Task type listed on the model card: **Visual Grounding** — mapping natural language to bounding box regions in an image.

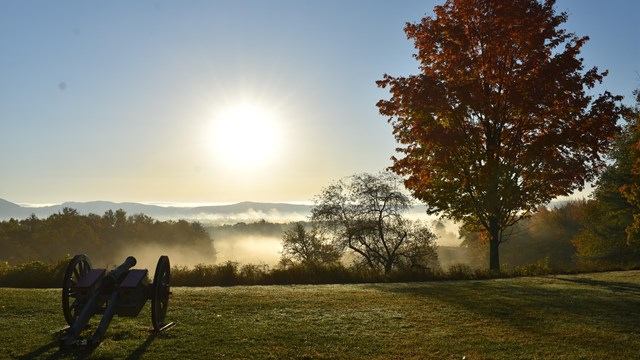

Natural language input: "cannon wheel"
[62,254,92,326]
[151,255,170,331]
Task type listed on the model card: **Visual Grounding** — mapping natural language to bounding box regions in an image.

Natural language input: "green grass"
[1,271,639,359]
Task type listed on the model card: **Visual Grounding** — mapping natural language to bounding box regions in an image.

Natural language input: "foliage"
[440,263,493,280]
[310,172,438,274]
[377,0,623,271]
[0,256,69,288]
[461,201,587,271]
[502,202,585,270]
[511,256,552,276]
[171,261,240,287]
[619,89,640,247]
[169,260,430,286]
[3,253,640,289]
[0,208,213,266]
[568,90,640,265]
[458,222,490,268]
[280,222,341,265]
[572,200,635,266]
[267,262,368,285]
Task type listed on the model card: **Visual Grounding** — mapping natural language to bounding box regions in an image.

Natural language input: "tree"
[499,202,584,269]
[572,88,640,264]
[572,200,632,265]
[619,89,640,248]
[376,0,623,271]
[280,222,341,265]
[311,172,438,274]
[0,209,214,265]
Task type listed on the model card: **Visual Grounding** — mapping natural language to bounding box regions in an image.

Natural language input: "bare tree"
[280,222,341,265]
[311,172,438,273]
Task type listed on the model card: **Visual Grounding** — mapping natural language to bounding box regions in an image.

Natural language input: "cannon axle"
[59,254,174,349]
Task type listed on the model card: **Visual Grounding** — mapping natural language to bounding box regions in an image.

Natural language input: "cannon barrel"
[102,256,137,292]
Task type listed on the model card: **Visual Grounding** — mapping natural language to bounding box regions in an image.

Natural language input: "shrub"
[238,264,270,285]
[213,261,239,286]
[2,256,640,288]
[511,256,552,276]
[0,261,58,287]
[387,267,442,283]
[446,263,476,280]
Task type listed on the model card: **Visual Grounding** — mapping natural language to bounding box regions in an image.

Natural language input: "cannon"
[59,254,173,348]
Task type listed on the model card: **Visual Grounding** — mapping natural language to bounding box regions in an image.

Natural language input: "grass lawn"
[1,271,639,359]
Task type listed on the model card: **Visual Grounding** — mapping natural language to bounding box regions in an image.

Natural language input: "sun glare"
[210,103,282,170]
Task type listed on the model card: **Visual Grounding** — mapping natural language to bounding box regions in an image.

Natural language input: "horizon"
[9,199,315,209]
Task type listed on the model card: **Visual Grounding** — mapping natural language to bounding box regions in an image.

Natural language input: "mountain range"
[0,198,312,224]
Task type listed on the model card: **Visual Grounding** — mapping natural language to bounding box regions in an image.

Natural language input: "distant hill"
[0,199,27,219]
[0,198,433,226]
[0,199,312,225]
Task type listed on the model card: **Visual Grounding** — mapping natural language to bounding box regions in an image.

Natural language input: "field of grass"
[1,271,639,359]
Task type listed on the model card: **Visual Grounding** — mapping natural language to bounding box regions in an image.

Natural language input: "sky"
[1,0,639,206]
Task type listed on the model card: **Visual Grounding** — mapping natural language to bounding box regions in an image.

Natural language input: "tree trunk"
[384,261,393,274]
[488,220,501,273]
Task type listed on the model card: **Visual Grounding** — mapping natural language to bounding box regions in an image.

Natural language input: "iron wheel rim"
[62,254,91,326]
[151,255,170,330]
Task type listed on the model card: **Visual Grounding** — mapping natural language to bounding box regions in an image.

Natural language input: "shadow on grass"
[15,330,162,360]
[124,331,158,360]
[16,339,96,360]
[551,276,640,295]
[15,340,58,360]
[367,275,640,336]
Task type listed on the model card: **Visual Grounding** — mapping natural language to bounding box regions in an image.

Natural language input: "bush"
[238,264,270,285]
[0,261,58,287]
[575,259,628,273]
[511,256,552,276]
[387,267,442,283]
[268,262,358,285]
[2,256,639,288]
[213,261,239,286]
[446,263,476,280]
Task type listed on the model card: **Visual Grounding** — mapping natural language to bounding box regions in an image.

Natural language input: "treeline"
[2,207,639,287]
[462,90,640,271]
[0,207,213,265]
[462,199,640,271]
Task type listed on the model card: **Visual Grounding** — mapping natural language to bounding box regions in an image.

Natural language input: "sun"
[210,103,282,170]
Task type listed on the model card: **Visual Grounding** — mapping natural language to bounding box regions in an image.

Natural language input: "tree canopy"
[0,208,213,266]
[570,89,640,265]
[377,0,623,271]
[280,222,342,265]
[619,89,640,247]
[310,172,438,274]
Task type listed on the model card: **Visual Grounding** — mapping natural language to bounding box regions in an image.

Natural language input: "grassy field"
[1,271,639,359]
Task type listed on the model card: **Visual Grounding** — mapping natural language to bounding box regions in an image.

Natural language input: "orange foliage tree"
[377,0,623,271]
